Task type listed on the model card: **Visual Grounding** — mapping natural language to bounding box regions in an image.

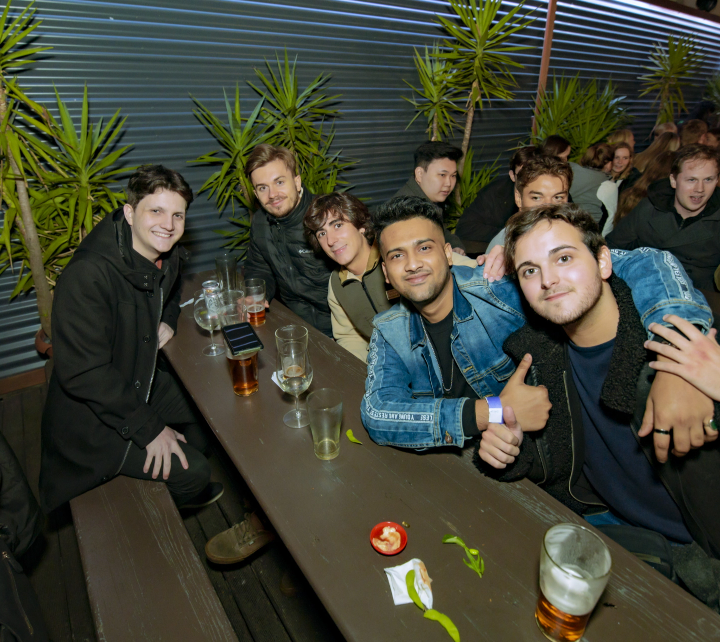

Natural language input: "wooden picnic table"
[163,271,720,642]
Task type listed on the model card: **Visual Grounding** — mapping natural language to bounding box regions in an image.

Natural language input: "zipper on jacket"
[361,280,378,314]
[3,550,33,635]
[535,436,549,485]
[563,371,605,509]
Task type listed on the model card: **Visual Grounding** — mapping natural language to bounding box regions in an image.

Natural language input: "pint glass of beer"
[245,279,266,326]
[228,352,259,396]
[536,523,612,642]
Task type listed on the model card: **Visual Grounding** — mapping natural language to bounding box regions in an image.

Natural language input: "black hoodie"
[607,178,720,290]
[39,209,186,512]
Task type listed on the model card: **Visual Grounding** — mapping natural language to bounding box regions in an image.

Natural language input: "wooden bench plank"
[71,476,237,642]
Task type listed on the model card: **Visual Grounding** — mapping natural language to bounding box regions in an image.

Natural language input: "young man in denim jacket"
[361,196,714,464]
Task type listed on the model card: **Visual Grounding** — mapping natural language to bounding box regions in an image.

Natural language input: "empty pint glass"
[245,279,266,326]
[215,253,238,291]
[307,388,343,460]
[536,524,612,642]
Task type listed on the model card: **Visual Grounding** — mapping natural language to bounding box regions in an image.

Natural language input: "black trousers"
[119,369,211,505]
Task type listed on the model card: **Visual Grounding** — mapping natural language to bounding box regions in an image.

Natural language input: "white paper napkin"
[384,558,433,609]
[271,372,281,388]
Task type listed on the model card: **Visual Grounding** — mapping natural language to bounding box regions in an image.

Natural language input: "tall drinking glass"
[307,389,343,460]
[215,253,238,291]
[275,325,313,428]
[216,289,246,325]
[245,279,266,326]
[194,293,224,356]
[536,523,612,642]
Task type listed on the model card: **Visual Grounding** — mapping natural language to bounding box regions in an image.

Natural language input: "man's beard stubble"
[401,263,452,308]
[534,272,603,328]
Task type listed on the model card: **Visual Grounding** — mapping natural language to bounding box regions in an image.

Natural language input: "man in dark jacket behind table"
[243,144,334,336]
[40,165,223,513]
[476,203,720,609]
[607,144,720,290]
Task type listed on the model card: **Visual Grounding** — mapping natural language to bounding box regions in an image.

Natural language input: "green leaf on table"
[424,609,461,642]
[405,569,425,611]
[442,535,465,547]
[346,429,363,445]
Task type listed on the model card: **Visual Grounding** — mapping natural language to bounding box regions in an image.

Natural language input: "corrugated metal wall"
[550,0,720,140]
[1,0,719,378]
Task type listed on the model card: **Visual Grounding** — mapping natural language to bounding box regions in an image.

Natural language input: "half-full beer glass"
[218,291,259,396]
[245,279,266,326]
[536,523,612,642]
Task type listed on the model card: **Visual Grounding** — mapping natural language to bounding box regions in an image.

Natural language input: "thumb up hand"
[499,354,551,432]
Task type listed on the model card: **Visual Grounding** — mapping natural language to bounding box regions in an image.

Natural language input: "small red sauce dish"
[370,521,408,555]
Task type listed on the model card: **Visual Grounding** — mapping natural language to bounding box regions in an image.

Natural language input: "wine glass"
[276,325,313,428]
[194,293,224,356]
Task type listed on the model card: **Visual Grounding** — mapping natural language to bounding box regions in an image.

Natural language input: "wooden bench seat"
[70,475,237,642]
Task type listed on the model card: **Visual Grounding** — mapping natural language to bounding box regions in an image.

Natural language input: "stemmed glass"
[276,325,313,428]
[194,292,224,356]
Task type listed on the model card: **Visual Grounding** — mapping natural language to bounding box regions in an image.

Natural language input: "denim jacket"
[361,248,712,450]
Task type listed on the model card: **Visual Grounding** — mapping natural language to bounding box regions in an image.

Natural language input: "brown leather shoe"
[205,513,274,564]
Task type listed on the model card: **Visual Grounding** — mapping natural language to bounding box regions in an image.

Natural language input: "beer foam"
[540,564,597,616]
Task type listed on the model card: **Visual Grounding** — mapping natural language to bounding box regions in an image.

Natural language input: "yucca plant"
[705,74,720,111]
[249,50,340,167]
[0,0,53,336]
[403,43,463,141]
[435,0,534,178]
[191,87,271,215]
[446,146,499,231]
[191,51,352,258]
[639,35,704,126]
[3,84,132,294]
[531,75,629,162]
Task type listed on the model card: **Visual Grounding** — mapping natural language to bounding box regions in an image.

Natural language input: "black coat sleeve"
[606,205,643,250]
[52,261,166,449]
[161,272,182,333]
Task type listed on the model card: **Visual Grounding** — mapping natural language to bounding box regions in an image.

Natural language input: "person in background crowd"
[391,141,465,253]
[541,135,572,161]
[485,155,572,251]
[304,193,499,362]
[652,122,678,139]
[475,204,719,611]
[361,195,716,463]
[569,143,614,223]
[599,142,636,235]
[40,165,224,514]
[608,144,720,290]
[613,151,676,229]
[707,128,720,149]
[633,132,680,172]
[680,119,709,146]
[455,146,539,244]
[243,144,334,336]
[608,128,635,151]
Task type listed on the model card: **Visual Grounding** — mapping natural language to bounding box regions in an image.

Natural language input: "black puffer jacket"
[608,178,720,290]
[39,209,185,512]
[474,277,720,559]
[244,189,333,336]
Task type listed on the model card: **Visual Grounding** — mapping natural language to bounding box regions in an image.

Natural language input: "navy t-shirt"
[567,339,692,543]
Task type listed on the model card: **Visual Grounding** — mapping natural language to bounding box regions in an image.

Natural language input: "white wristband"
[486,396,503,423]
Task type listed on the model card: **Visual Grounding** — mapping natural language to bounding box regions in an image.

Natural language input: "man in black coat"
[243,144,334,336]
[607,144,720,290]
[476,203,720,609]
[40,166,222,513]
[455,146,539,244]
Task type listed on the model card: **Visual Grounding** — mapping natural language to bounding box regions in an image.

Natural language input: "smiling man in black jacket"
[607,144,720,290]
[244,144,334,336]
[476,203,720,609]
[40,166,222,513]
